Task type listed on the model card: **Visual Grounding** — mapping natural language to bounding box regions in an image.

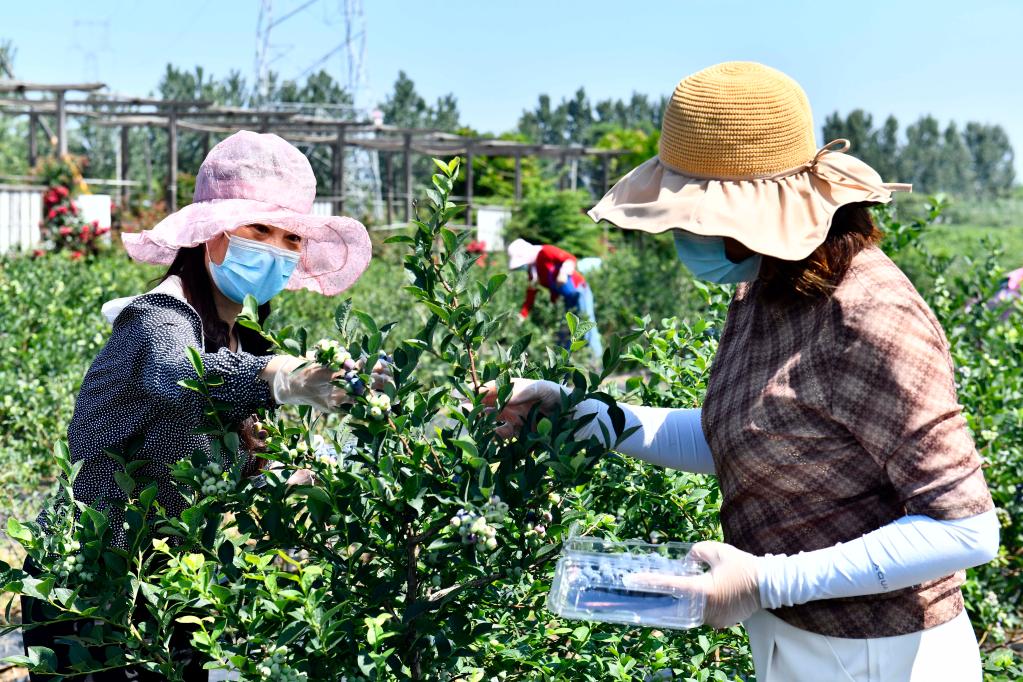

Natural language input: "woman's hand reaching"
[480,378,569,438]
[263,356,351,411]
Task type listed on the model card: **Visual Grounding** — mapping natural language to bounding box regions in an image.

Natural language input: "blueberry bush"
[0,162,1020,679]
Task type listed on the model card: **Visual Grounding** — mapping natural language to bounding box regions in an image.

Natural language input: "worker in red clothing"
[506,238,602,358]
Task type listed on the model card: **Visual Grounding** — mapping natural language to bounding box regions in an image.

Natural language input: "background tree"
[936,122,975,196]
[0,40,27,176]
[900,115,943,193]
[874,114,901,181]
[965,122,1016,197]
[379,71,459,132]
[822,109,881,168]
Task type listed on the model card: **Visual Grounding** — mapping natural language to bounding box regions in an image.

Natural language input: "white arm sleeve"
[757,509,1000,609]
[572,399,716,475]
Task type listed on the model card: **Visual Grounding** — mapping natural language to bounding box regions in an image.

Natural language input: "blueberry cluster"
[199,462,231,497]
[257,647,307,681]
[367,392,391,419]
[313,339,354,369]
[484,495,509,521]
[56,542,94,581]
[341,368,367,397]
[575,559,627,586]
[315,438,356,466]
[524,508,553,537]
[450,497,508,551]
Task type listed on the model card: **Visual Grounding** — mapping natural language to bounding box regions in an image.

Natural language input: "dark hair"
[159,245,273,468]
[160,245,272,354]
[757,202,883,304]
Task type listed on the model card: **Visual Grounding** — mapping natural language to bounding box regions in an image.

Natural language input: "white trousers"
[743,609,982,682]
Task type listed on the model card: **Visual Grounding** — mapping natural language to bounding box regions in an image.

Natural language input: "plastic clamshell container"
[546,535,706,630]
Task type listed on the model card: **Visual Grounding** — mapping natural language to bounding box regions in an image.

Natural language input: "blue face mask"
[673,232,762,284]
[209,234,300,305]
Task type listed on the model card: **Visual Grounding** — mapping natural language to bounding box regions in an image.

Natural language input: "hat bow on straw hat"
[589,61,911,260]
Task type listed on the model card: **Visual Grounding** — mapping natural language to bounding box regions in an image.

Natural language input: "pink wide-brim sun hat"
[122,130,371,296]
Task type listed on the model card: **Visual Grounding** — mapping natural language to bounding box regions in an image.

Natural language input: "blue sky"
[4,0,1022,174]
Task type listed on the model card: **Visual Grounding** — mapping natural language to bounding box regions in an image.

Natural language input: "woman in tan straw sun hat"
[488,62,998,681]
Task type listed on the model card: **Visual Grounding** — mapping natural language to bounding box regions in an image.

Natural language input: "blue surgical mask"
[673,232,762,284]
[209,234,300,305]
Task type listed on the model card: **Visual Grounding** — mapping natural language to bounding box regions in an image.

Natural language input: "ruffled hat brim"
[121,198,371,296]
[588,148,910,261]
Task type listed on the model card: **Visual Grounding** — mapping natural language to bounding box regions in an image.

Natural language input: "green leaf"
[114,471,135,497]
[6,518,32,544]
[186,346,205,378]
[223,431,239,455]
[451,439,479,458]
[217,540,235,568]
[177,378,203,392]
[242,294,260,322]
[139,483,158,509]
[352,310,379,337]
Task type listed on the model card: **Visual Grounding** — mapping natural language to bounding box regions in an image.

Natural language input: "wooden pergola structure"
[0,81,627,226]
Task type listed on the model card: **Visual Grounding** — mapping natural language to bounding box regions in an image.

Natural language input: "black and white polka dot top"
[48,289,274,546]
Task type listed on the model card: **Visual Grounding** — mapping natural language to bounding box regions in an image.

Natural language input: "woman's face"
[206,224,302,265]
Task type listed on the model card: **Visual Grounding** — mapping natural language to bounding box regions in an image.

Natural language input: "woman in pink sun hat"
[21,130,373,681]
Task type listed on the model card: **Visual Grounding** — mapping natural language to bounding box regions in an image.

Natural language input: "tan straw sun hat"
[588,61,911,260]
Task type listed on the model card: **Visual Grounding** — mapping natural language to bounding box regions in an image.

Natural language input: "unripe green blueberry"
[485,537,498,550]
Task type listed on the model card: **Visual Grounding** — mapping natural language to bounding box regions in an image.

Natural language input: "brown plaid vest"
[703,246,993,638]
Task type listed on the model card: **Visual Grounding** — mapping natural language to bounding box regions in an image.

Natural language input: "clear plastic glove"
[286,468,317,486]
[627,541,762,628]
[481,378,568,438]
[262,355,349,412]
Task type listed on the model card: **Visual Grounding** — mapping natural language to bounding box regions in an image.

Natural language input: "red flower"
[70,251,84,261]
[44,190,57,205]
[59,227,72,236]
[96,226,110,236]
[69,202,78,214]
[32,249,45,258]
[47,208,57,220]
[90,220,99,228]
[56,186,69,197]
[57,205,67,214]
